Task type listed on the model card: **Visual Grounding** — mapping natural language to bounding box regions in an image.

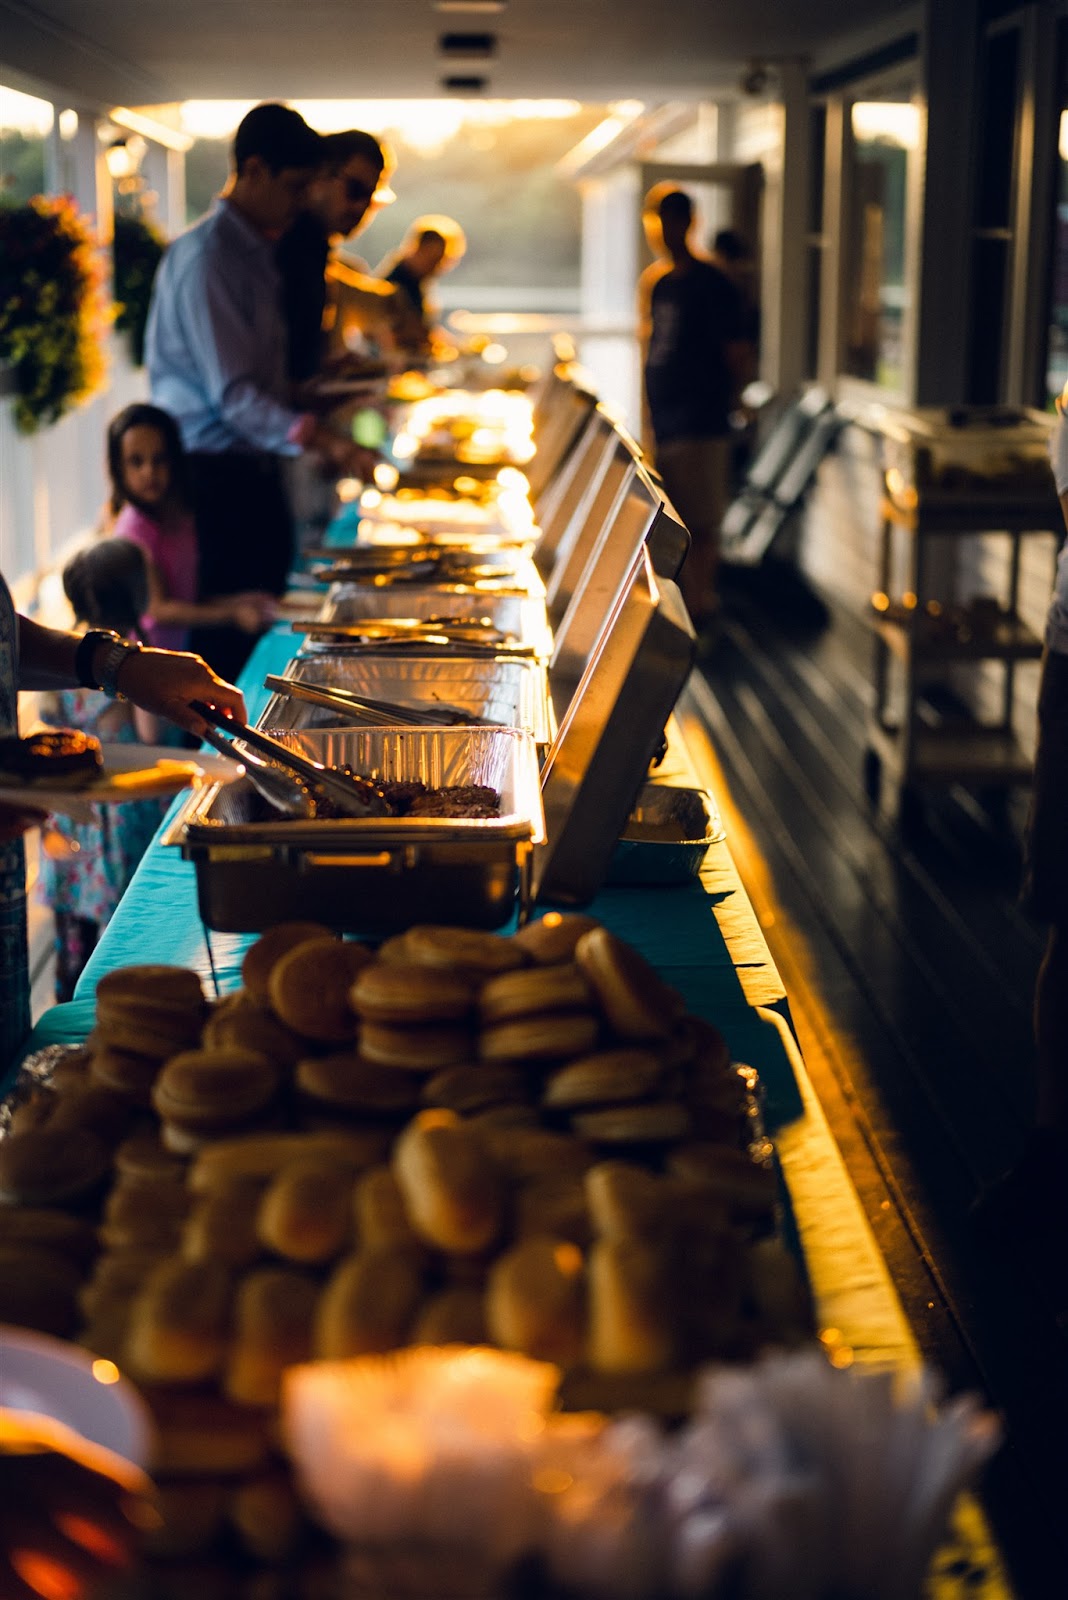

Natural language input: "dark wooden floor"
[696,561,1068,1599]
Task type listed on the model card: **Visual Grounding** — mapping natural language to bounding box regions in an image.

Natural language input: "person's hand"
[114,646,246,737]
[0,1409,157,1598]
[229,591,280,634]
[0,800,48,846]
[308,426,380,483]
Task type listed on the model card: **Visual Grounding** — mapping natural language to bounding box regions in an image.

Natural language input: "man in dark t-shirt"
[277,128,391,384]
[638,185,754,625]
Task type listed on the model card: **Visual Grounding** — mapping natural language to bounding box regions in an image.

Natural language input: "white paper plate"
[0,1325,153,1468]
[0,744,243,822]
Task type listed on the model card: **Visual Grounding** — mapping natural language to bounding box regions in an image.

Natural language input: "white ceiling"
[1,0,916,109]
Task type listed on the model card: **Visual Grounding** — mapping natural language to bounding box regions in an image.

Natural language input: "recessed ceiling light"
[439,31,497,57]
[434,1,505,13]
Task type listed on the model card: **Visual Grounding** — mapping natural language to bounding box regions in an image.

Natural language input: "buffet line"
[0,365,1000,1599]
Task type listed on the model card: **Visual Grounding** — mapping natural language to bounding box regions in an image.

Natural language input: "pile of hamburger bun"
[0,915,811,1574]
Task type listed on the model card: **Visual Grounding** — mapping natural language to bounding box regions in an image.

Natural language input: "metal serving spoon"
[191,703,392,818]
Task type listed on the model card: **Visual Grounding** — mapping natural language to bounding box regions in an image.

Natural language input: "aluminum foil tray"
[164,726,544,935]
[606,783,725,885]
[312,583,552,658]
[260,653,555,744]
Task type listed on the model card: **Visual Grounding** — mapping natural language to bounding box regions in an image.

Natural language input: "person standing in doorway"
[145,102,377,681]
[638,184,755,628]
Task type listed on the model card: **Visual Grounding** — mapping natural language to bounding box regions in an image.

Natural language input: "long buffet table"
[15,621,915,1373]
[9,382,1010,1593]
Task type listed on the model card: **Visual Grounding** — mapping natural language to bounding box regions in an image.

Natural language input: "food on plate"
[0,727,103,787]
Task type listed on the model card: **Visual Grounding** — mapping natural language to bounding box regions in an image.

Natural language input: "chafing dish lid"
[534,548,696,905]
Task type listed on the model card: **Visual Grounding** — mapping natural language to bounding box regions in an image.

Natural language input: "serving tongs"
[292,620,534,657]
[190,702,392,818]
[263,673,498,729]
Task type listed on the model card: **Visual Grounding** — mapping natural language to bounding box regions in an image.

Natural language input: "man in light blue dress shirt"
[146,102,376,679]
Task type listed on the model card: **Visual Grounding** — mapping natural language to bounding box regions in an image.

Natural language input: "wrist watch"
[98,635,144,699]
[74,629,144,698]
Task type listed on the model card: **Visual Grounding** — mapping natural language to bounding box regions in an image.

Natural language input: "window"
[0,85,52,204]
[1044,27,1068,407]
[842,92,919,390]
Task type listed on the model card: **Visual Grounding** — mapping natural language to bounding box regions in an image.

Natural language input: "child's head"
[107,403,187,516]
[63,538,150,639]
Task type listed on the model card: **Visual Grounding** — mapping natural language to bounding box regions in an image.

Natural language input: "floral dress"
[0,572,30,1071]
[37,687,166,999]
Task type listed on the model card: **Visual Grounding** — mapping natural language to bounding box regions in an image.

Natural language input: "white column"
[141,141,186,239]
[66,110,114,250]
[771,61,810,397]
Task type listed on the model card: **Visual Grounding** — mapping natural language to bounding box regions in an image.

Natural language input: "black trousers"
[186,451,295,684]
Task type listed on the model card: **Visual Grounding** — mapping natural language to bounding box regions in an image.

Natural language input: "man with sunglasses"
[278,128,397,385]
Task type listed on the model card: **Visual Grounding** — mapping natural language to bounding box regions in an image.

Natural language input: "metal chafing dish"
[164,726,544,934]
[534,548,697,906]
[259,652,555,745]
[546,452,689,624]
[307,583,553,659]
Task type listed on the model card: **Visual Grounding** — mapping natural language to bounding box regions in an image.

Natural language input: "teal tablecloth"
[17,622,802,1127]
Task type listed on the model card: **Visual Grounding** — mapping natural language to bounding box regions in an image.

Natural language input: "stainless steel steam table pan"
[164,726,544,935]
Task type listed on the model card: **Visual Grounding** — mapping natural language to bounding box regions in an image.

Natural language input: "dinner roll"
[268,938,371,1041]
[392,1110,503,1254]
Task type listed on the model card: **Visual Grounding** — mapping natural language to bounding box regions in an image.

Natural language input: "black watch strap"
[74,629,121,690]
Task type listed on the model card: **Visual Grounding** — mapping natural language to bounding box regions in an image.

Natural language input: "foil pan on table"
[164,726,543,936]
[309,583,552,660]
[260,653,555,745]
[606,783,725,885]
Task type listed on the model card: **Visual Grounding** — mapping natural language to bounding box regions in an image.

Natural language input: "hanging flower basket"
[0,194,111,434]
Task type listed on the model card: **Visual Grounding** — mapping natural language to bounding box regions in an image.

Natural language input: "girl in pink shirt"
[107,403,277,650]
